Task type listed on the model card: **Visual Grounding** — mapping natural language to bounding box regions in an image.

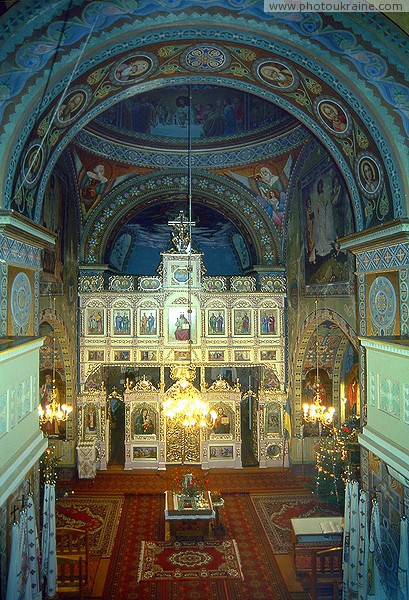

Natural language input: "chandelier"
[38,299,72,431]
[38,387,72,425]
[302,300,335,428]
[164,87,216,433]
[164,366,216,428]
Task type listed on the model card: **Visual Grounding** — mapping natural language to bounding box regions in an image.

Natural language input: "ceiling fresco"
[91,86,297,148]
[105,200,253,276]
[0,1,407,242]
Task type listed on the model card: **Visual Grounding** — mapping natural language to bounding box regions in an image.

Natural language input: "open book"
[320,520,344,534]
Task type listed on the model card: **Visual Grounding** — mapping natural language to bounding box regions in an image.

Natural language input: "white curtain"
[25,494,42,600]
[398,515,409,600]
[357,489,370,600]
[342,479,352,600]
[41,482,57,599]
[368,499,387,599]
[348,480,360,593]
[6,521,20,600]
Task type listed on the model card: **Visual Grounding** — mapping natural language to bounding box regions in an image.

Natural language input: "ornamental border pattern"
[0,235,42,269]
[399,268,409,336]
[0,263,7,337]
[356,243,409,273]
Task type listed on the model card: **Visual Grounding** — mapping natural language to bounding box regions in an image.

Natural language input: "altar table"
[164,491,215,540]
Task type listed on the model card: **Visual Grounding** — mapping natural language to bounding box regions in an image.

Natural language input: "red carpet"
[250,492,342,554]
[103,493,291,599]
[57,468,315,598]
[61,466,307,495]
[56,494,124,556]
[137,539,243,581]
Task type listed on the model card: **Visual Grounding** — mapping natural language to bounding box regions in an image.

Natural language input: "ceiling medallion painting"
[111,53,157,85]
[182,44,231,71]
[314,96,351,138]
[254,59,299,93]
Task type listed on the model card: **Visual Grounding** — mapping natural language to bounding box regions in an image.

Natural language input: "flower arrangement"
[171,472,207,498]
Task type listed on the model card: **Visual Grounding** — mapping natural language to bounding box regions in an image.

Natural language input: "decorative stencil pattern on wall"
[367,273,399,336]
[0,263,7,337]
[399,268,409,336]
[404,384,409,425]
[0,392,6,436]
[356,243,409,273]
[10,271,32,335]
[379,377,401,418]
[0,235,41,268]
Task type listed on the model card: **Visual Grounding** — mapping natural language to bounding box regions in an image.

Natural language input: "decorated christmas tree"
[315,417,360,506]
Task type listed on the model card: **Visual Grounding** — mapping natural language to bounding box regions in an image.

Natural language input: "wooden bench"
[309,546,343,599]
[55,527,89,583]
[57,555,85,599]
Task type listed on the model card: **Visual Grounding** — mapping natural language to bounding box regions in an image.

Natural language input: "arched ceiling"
[84,85,299,151]
[0,1,407,249]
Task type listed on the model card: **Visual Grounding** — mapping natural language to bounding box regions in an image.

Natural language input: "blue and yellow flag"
[284,396,292,440]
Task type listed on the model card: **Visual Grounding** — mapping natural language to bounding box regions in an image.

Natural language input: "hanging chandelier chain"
[38,296,72,430]
[163,85,217,439]
[302,298,335,429]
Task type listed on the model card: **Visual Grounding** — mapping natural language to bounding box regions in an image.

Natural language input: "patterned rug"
[137,540,243,582]
[56,494,124,557]
[61,466,308,496]
[105,493,292,599]
[250,492,342,554]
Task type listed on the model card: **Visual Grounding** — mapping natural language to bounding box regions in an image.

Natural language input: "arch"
[80,170,282,266]
[40,306,77,440]
[0,6,405,230]
[290,307,358,430]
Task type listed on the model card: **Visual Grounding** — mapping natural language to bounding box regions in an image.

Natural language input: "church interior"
[0,1,408,598]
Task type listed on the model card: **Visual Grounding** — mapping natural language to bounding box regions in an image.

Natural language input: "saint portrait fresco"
[112,309,131,335]
[211,407,231,434]
[113,55,153,83]
[233,309,251,335]
[168,308,197,343]
[57,89,87,124]
[23,144,44,186]
[260,310,277,335]
[356,155,382,196]
[207,310,226,335]
[257,60,297,90]
[134,407,155,436]
[86,309,105,335]
[114,350,130,362]
[302,162,353,286]
[139,309,158,336]
[84,405,98,434]
[140,351,157,361]
[316,98,349,134]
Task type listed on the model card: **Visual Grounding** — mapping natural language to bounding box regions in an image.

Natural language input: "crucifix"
[11,505,18,523]
[168,210,195,253]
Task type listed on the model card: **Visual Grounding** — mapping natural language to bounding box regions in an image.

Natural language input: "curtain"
[357,489,370,600]
[25,494,42,600]
[6,521,20,600]
[41,482,57,599]
[398,515,409,600]
[368,499,387,599]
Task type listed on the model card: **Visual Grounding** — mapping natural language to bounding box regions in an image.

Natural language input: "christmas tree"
[315,417,360,506]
